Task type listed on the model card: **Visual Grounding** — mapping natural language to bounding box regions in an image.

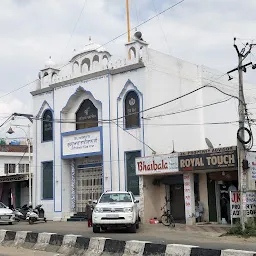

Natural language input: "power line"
[112,120,156,153]
[31,74,238,124]
[0,115,14,129]
[0,79,38,101]
[0,0,185,101]
[57,0,185,70]
[144,97,233,119]
[132,0,140,24]
[117,74,242,121]
[60,0,88,62]
[141,121,238,126]
[31,116,238,127]
[151,0,171,54]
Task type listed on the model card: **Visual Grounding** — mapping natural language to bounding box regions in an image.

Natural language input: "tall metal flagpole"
[126,0,131,42]
[126,0,131,60]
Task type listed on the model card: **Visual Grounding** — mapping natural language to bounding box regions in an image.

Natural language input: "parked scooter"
[13,204,31,221]
[26,204,47,224]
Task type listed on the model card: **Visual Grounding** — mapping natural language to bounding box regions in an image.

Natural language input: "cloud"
[0,0,255,131]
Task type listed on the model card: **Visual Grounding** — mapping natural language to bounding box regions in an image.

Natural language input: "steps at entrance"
[67,212,88,222]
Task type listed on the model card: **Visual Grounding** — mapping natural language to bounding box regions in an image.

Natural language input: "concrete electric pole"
[227,38,256,230]
[12,113,33,207]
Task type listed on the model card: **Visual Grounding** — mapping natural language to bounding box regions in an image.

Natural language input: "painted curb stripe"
[49,234,64,246]
[25,232,38,244]
[75,236,90,250]
[190,247,221,256]
[104,239,126,254]
[143,243,166,256]
[0,229,256,256]
[4,231,16,241]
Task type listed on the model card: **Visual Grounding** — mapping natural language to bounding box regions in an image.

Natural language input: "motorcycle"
[13,204,31,221]
[26,204,47,224]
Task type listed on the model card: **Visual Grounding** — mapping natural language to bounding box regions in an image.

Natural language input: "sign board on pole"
[246,152,256,180]
[230,191,256,219]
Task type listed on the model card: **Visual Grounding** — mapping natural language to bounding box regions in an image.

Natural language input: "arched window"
[81,58,90,73]
[124,91,140,129]
[129,47,136,59]
[76,99,98,130]
[42,110,53,141]
[73,61,79,74]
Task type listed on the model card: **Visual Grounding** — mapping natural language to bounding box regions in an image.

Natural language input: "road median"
[0,229,255,255]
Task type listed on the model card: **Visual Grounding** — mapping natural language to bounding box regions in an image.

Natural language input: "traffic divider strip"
[0,229,254,256]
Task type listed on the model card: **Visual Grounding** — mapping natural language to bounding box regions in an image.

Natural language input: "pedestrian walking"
[86,199,93,228]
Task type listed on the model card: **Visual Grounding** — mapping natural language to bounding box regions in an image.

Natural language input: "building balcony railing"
[4,163,29,176]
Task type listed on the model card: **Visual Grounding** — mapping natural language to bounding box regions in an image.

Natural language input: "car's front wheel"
[129,223,136,233]
[8,222,13,225]
[93,225,100,233]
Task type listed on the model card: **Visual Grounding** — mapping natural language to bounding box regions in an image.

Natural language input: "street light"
[7,124,32,207]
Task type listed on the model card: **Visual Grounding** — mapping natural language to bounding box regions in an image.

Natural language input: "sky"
[0,0,256,137]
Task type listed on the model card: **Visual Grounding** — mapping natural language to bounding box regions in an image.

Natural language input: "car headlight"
[94,207,103,213]
[124,207,133,213]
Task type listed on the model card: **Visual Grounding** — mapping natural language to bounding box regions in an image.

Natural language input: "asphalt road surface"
[1,221,256,252]
[0,246,62,256]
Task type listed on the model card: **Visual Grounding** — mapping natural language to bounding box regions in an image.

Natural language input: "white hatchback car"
[92,191,139,233]
[0,202,15,225]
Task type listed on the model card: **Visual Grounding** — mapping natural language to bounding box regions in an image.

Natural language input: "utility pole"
[227,38,256,231]
[27,124,32,206]
[12,113,33,207]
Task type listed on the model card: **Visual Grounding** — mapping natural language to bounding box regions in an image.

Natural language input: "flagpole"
[126,0,131,60]
[126,0,131,42]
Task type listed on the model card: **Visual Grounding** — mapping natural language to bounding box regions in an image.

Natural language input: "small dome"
[82,42,106,52]
[45,56,55,68]
[73,38,106,57]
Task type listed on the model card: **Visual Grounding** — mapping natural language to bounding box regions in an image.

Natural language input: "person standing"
[86,199,93,228]
[195,198,204,222]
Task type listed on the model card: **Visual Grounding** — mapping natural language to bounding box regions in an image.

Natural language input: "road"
[0,246,62,256]
[1,221,256,252]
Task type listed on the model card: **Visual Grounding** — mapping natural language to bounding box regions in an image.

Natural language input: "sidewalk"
[173,223,230,234]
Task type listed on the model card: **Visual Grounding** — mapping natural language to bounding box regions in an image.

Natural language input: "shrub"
[227,220,256,238]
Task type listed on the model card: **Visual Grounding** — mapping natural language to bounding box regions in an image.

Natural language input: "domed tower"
[70,37,111,75]
[125,31,148,62]
[39,56,60,89]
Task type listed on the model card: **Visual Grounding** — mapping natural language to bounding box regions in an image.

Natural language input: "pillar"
[139,176,145,223]
[199,173,209,222]
[183,173,196,225]
[71,159,76,212]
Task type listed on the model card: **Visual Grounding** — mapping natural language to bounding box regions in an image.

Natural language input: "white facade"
[31,34,243,221]
[0,144,32,208]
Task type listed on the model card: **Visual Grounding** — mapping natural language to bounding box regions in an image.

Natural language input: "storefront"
[179,146,238,225]
[136,153,181,223]
[0,174,29,209]
[137,146,238,225]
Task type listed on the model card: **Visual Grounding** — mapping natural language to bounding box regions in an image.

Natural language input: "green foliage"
[0,139,6,145]
[227,219,256,237]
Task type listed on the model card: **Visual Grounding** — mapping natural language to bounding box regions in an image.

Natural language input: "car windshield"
[0,202,7,208]
[99,193,132,203]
